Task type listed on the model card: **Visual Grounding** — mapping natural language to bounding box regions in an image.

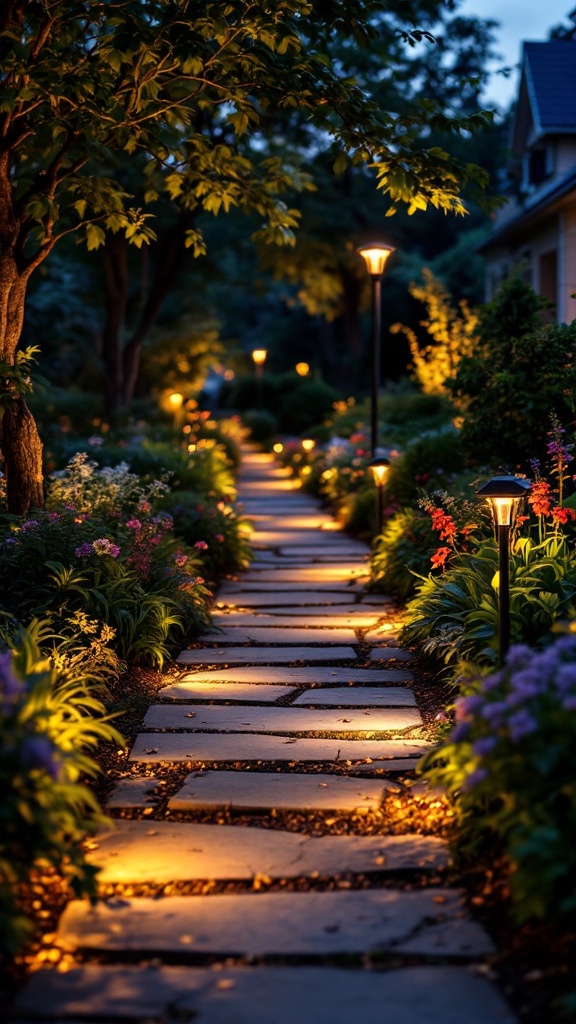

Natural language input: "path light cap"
[356,242,395,276]
[369,455,391,487]
[477,475,531,527]
[251,348,267,365]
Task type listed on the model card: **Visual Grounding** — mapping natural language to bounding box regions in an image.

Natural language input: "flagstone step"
[250,532,370,548]
[55,888,493,959]
[200,627,363,644]
[12,963,518,1024]
[218,581,364,594]
[157,681,297,702]
[177,647,358,665]
[129,732,429,764]
[211,612,383,627]
[106,777,161,810]
[84,821,448,884]
[241,567,369,582]
[142,703,421,733]
[169,769,400,811]
[292,687,416,707]
[178,667,413,684]
[216,588,367,604]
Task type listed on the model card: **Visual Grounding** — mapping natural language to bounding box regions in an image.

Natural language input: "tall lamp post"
[252,348,267,406]
[369,456,390,535]
[476,475,531,665]
[356,242,395,457]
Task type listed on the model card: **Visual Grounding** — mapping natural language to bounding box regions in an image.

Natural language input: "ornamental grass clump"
[421,635,576,924]
[0,621,124,956]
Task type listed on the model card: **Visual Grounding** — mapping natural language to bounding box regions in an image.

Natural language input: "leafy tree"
[448,273,576,469]
[1,0,493,512]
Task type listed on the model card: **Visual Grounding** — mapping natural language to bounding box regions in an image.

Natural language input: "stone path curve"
[12,446,517,1024]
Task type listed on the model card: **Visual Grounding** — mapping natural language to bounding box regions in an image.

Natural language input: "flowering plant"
[0,621,123,954]
[421,634,576,923]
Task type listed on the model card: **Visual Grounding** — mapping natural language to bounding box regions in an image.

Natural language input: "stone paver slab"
[179,667,413,684]
[279,545,369,557]
[157,681,295,702]
[106,778,162,810]
[169,770,399,812]
[249,531,369,547]
[240,568,369,583]
[200,627,361,644]
[215,592,357,607]
[293,687,416,707]
[211,612,383,627]
[130,732,429,764]
[13,964,517,1024]
[369,648,413,662]
[57,888,492,958]
[177,647,358,665]
[142,704,421,732]
[218,582,364,593]
[84,821,447,883]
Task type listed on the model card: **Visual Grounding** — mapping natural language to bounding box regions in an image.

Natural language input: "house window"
[528,147,549,186]
[538,249,557,320]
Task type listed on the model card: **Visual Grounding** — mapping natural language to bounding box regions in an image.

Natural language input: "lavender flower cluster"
[450,635,576,790]
[0,652,60,779]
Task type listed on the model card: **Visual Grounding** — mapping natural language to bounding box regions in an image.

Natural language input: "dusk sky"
[457,0,574,108]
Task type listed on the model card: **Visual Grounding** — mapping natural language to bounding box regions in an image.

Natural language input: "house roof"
[478,166,576,253]
[522,40,576,138]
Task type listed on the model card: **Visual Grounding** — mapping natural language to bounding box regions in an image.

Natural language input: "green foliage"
[0,501,212,668]
[229,372,340,435]
[422,636,576,924]
[160,491,253,580]
[0,620,124,955]
[369,507,437,601]
[384,427,466,504]
[402,531,576,668]
[448,273,576,469]
[242,409,280,442]
[85,441,236,500]
[2,0,494,272]
[391,269,478,396]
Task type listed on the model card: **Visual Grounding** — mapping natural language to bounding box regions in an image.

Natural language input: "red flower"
[428,506,457,541]
[528,480,553,517]
[431,546,451,568]
[551,506,576,526]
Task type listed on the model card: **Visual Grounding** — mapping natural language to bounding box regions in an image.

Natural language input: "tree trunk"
[102,232,129,419]
[122,211,195,405]
[0,154,44,513]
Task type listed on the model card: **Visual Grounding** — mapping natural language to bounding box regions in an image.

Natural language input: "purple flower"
[503,645,532,672]
[507,709,538,742]
[473,736,498,757]
[75,542,94,557]
[561,696,576,712]
[450,721,471,743]
[0,652,23,702]
[461,768,489,792]
[21,519,40,532]
[553,664,576,695]
[20,735,60,779]
[456,694,485,718]
[92,538,120,558]
[481,701,508,726]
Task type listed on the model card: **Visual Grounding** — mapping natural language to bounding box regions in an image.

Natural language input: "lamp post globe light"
[356,242,395,457]
[369,455,391,535]
[476,475,531,665]
[251,348,267,406]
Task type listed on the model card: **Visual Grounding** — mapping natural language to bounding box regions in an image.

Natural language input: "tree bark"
[101,231,129,418]
[122,211,195,405]
[0,153,44,513]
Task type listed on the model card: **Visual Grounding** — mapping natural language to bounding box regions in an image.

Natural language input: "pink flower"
[126,519,142,530]
[175,554,188,567]
[194,540,209,550]
[92,538,121,558]
[215,533,225,543]
[138,500,152,514]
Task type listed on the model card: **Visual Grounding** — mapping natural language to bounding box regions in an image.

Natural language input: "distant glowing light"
[251,348,267,366]
[301,438,315,453]
[273,443,284,453]
[187,443,197,453]
[168,392,184,408]
[295,362,309,376]
[224,369,235,381]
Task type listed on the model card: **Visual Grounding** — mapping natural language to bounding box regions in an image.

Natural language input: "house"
[480,16,576,323]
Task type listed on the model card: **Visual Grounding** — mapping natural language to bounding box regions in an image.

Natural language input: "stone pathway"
[12,446,516,1023]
